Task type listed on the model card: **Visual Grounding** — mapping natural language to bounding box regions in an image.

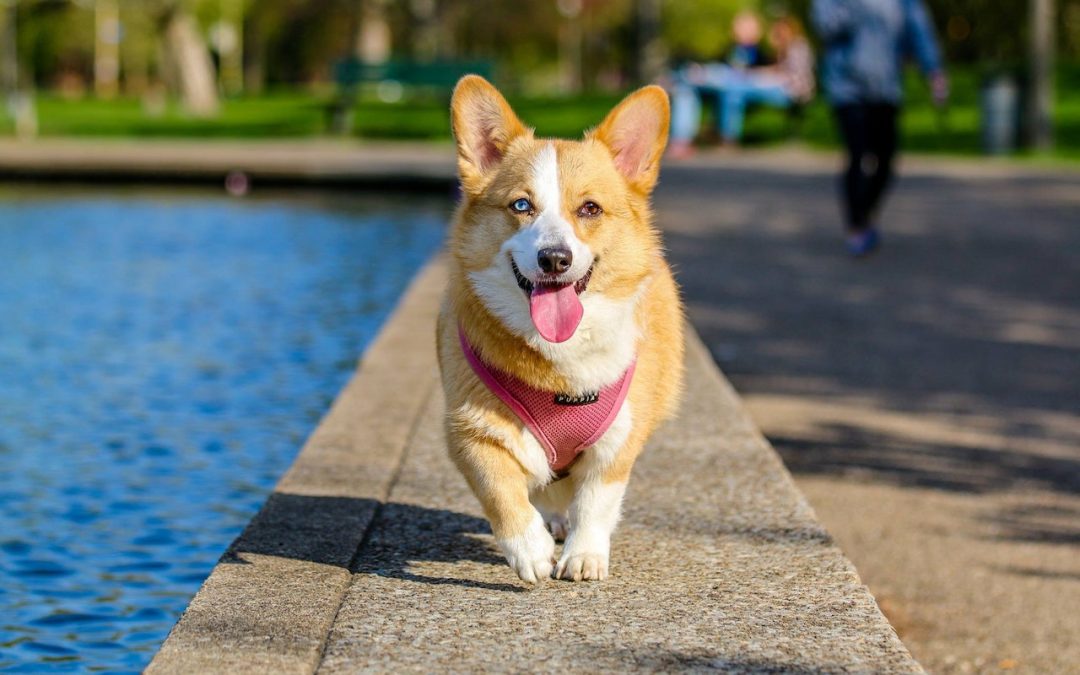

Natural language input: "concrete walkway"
[147,257,919,673]
[657,151,1080,674]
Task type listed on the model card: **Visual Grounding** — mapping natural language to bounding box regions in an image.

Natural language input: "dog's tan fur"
[436,75,684,583]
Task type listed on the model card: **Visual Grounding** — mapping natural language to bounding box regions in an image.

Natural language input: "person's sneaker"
[846,228,880,257]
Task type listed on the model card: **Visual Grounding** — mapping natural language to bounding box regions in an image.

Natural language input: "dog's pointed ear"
[451,75,529,193]
[591,85,670,193]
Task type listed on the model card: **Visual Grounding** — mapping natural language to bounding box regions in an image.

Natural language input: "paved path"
[658,150,1080,674]
[148,257,919,673]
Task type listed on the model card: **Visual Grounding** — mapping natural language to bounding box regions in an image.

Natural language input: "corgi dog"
[436,76,684,583]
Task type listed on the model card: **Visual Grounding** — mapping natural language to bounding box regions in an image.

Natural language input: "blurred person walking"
[812,0,948,256]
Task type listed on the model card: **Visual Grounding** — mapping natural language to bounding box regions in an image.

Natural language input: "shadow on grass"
[221,492,521,592]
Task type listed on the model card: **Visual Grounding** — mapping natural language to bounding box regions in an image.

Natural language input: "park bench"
[694,93,806,145]
[326,58,494,135]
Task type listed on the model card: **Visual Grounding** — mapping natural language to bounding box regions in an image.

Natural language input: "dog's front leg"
[555,406,640,582]
[555,472,627,581]
[449,437,555,584]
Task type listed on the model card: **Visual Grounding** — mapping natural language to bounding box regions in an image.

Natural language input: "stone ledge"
[147,255,922,674]
[0,139,457,188]
[1,140,1073,190]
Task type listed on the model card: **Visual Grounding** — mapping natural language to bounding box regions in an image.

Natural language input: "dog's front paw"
[555,529,610,581]
[497,513,555,584]
[555,550,609,581]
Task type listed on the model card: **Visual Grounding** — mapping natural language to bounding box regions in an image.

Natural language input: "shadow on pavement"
[659,167,1078,467]
[981,503,1080,545]
[352,500,524,593]
[220,492,519,592]
[659,164,1080,554]
[769,424,1080,495]
[990,565,1080,581]
[603,646,836,674]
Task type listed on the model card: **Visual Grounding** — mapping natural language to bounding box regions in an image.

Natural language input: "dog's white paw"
[546,514,569,542]
[555,528,611,581]
[555,550,609,581]
[497,513,555,584]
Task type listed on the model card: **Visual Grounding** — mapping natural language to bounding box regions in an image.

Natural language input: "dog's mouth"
[511,256,594,344]
[511,258,593,296]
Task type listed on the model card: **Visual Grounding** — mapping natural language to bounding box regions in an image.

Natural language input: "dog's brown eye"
[578,201,602,218]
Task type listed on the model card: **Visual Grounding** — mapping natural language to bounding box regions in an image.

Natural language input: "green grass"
[0,89,625,141]
[25,89,716,140]
[3,65,1079,161]
[2,92,328,138]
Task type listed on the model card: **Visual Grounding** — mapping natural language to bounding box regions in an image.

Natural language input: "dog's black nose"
[537,247,573,274]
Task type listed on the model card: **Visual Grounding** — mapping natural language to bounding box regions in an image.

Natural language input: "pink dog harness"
[459,328,635,474]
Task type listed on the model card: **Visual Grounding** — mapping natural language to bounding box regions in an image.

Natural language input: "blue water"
[0,188,447,673]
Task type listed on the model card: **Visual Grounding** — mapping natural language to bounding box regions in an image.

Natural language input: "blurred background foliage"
[1,0,1078,156]
[9,0,1080,93]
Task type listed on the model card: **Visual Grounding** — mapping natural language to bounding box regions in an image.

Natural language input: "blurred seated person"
[726,10,771,69]
[668,14,815,157]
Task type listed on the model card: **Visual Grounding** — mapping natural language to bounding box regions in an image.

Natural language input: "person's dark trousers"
[834,102,899,231]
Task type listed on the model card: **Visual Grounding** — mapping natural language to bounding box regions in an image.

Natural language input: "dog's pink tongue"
[529,284,583,343]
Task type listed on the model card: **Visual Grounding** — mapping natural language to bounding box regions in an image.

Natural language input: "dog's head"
[450,75,669,346]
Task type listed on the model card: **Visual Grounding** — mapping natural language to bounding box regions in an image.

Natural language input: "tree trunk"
[1,2,17,98]
[557,1,583,94]
[95,0,121,99]
[243,17,265,95]
[409,0,440,60]
[356,0,391,64]
[219,0,244,96]
[1027,0,1055,150]
[160,5,219,117]
[634,0,664,85]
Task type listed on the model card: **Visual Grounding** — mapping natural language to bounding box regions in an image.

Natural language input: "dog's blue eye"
[510,198,532,214]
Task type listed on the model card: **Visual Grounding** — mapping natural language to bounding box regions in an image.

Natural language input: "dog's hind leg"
[531,478,575,542]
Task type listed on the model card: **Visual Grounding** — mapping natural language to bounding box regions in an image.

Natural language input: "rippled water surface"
[0,188,447,672]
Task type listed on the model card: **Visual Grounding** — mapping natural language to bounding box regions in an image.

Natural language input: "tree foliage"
[900,0,1080,67]
[9,0,1080,96]
[662,0,761,61]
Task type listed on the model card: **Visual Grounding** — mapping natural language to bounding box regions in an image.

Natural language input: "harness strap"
[458,327,634,473]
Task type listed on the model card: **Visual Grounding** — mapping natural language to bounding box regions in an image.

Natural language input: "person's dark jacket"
[812,0,942,105]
